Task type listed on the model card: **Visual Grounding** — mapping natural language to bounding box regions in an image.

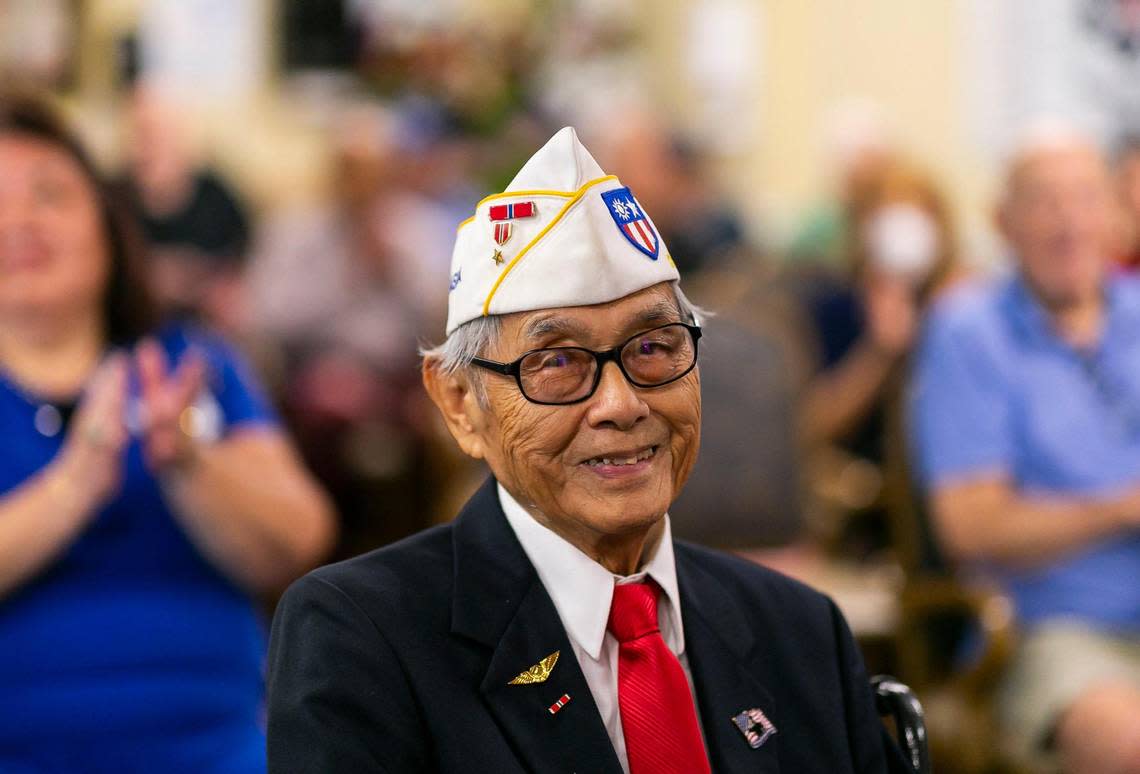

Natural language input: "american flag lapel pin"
[731,707,777,749]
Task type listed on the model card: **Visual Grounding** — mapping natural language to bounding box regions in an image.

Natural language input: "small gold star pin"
[492,249,505,266]
[508,650,560,685]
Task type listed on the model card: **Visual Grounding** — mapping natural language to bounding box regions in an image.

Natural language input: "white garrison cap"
[445,126,679,334]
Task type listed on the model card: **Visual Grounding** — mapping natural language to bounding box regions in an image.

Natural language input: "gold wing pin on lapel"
[507,650,560,685]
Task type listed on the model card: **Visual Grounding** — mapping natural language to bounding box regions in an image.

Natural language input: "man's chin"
[1043,284,1098,310]
[566,485,671,534]
[1026,269,1100,309]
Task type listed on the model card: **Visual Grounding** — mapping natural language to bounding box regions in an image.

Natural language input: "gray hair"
[420,283,706,405]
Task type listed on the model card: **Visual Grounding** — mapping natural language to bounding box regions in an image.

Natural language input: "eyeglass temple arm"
[469,357,516,376]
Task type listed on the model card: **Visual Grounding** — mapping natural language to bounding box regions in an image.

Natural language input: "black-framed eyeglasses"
[470,322,702,406]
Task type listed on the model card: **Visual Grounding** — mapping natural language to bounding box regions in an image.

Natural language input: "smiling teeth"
[586,447,656,466]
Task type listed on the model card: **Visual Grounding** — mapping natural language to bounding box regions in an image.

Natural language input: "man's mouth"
[582,445,658,467]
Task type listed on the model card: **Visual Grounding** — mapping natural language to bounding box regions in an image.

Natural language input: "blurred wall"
[644,0,997,259]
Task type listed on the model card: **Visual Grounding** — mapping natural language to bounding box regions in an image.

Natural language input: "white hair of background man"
[1000,116,1107,199]
[1006,116,1103,163]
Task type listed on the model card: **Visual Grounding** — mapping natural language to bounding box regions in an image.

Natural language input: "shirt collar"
[1004,272,1051,346]
[497,483,685,661]
[1006,270,1140,349]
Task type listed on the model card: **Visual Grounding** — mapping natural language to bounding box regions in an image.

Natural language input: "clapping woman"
[0,95,335,772]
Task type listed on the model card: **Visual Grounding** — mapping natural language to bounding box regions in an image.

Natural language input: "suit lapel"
[678,547,781,774]
[451,478,624,774]
[479,580,624,774]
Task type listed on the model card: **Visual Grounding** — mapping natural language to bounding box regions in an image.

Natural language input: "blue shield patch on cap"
[601,186,659,260]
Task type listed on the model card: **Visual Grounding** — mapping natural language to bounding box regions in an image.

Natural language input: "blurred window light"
[684,0,763,154]
[138,0,264,102]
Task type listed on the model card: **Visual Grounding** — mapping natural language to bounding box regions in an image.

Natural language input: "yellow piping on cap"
[474,177,615,210]
[455,175,619,233]
[481,174,619,317]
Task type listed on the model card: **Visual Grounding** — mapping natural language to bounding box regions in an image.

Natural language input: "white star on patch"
[611,199,630,219]
[625,198,639,217]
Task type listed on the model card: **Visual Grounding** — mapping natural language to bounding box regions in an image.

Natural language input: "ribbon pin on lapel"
[732,707,777,749]
[547,693,572,715]
[507,650,560,685]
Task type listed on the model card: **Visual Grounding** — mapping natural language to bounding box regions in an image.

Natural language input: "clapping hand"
[55,353,131,511]
[135,339,207,474]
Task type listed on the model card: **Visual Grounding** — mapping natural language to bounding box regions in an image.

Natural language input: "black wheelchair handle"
[871,675,932,774]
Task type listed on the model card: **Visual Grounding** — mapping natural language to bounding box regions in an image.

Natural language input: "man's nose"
[585,361,650,431]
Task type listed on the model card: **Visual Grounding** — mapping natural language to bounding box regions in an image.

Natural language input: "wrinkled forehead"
[504,283,682,348]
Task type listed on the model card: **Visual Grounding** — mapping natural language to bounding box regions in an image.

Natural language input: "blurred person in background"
[118,86,252,333]
[245,102,453,556]
[796,161,961,555]
[909,128,1140,774]
[668,252,806,551]
[599,109,748,276]
[1112,133,1140,271]
[0,94,334,772]
[787,99,897,268]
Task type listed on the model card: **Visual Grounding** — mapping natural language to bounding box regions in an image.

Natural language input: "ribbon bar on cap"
[489,202,536,221]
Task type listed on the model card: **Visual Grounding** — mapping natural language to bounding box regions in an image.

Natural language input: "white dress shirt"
[498,484,705,773]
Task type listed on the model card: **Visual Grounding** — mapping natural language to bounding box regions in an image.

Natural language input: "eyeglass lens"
[517,324,696,404]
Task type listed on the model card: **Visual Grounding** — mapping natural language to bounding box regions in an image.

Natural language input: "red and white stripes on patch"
[622,219,656,255]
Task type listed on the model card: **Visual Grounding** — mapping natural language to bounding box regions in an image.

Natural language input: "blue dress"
[0,325,276,773]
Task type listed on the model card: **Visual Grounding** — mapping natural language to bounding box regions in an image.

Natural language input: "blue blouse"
[0,325,277,773]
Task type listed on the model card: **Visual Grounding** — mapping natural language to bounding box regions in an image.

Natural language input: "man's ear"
[422,358,487,460]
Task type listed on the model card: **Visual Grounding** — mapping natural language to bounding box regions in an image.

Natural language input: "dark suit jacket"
[267,477,909,773]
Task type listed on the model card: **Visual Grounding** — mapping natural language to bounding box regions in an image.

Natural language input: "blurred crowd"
[2,1,1140,773]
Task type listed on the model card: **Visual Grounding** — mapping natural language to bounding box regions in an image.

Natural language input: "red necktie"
[607,582,711,774]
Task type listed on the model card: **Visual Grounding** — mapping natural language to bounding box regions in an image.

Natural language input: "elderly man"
[267,128,906,773]
[910,130,1140,774]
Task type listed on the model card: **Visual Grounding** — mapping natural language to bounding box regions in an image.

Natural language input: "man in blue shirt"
[910,129,1140,774]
